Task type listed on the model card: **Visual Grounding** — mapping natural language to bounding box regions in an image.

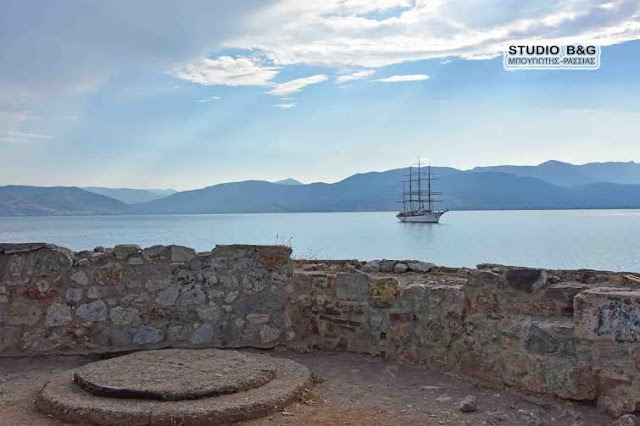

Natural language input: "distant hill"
[129,166,640,214]
[273,178,303,186]
[472,160,640,187]
[0,186,125,216]
[4,161,640,216]
[83,187,177,204]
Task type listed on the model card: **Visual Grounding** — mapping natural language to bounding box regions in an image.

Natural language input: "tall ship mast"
[397,159,447,223]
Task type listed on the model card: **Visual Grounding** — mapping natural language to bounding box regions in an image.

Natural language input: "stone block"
[379,260,395,273]
[156,285,180,307]
[76,300,108,323]
[190,324,214,344]
[575,287,640,342]
[70,270,89,286]
[142,245,167,259]
[133,326,164,345]
[335,272,369,300]
[467,269,506,287]
[109,307,141,327]
[45,303,73,327]
[393,263,408,274]
[407,261,436,273]
[369,276,399,306]
[7,301,42,326]
[506,268,547,293]
[113,244,141,260]
[544,282,588,316]
[361,260,380,273]
[65,288,83,303]
[169,245,197,263]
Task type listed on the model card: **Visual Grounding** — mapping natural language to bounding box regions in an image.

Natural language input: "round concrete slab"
[37,349,313,426]
[73,349,277,400]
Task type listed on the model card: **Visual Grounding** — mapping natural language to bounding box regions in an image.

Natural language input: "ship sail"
[397,159,447,223]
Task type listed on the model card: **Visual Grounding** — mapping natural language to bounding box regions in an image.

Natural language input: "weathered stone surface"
[369,276,399,306]
[133,325,164,345]
[259,325,281,343]
[7,301,42,326]
[109,307,141,327]
[506,268,547,293]
[70,270,89,286]
[544,282,588,316]
[113,244,141,259]
[76,300,108,323]
[525,324,560,354]
[177,284,206,306]
[87,286,100,299]
[225,291,239,304]
[127,256,144,265]
[362,260,381,273]
[379,260,395,273]
[170,245,197,263]
[65,288,83,303]
[156,284,180,307]
[336,272,369,300]
[190,324,214,344]
[467,269,506,287]
[145,278,171,292]
[575,287,640,342]
[407,261,436,273]
[394,263,409,274]
[3,242,640,419]
[142,244,167,258]
[73,349,277,400]
[38,349,313,426]
[45,303,72,327]
[246,313,271,326]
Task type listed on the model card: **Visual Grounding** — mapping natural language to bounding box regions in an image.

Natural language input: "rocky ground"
[0,350,616,426]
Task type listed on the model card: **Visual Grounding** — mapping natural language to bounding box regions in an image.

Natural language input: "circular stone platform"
[36,349,312,426]
[74,349,277,400]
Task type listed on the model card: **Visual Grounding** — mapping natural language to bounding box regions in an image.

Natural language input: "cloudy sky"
[1,0,640,190]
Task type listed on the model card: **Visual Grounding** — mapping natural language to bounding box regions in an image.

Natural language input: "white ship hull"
[397,210,446,223]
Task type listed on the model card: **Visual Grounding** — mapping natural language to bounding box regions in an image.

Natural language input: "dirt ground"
[0,350,613,426]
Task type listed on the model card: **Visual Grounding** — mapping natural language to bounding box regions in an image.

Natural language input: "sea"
[1,209,639,272]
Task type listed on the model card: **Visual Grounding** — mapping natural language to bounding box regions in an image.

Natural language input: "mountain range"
[1,160,639,216]
[83,187,177,204]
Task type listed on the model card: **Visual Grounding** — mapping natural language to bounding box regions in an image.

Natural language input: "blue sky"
[1,0,640,190]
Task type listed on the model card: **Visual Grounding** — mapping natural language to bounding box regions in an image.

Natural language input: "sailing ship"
[397,159,447,223]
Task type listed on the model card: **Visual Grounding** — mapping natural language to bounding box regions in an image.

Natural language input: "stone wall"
[0,243,297,355]
[2,243,640,417]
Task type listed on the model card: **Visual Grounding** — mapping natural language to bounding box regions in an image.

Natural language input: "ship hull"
[397,211,445,223]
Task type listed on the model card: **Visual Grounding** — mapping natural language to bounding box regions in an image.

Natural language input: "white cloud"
[267,74,328,96]
[0,130,54,143]
[376,74,430,82]
[173,56,279,87]
[337,70,375,84]
[0,110,32,128]
[274,103,297,108]
[196,96,222,102]
[225,0,640,68]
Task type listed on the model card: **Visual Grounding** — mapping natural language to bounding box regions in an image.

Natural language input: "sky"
[1,0,640,190]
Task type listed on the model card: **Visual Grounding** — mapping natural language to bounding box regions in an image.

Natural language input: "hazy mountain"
[83,187,177,204]
[273,178,303,185]
[5,161,640,216]
[0,186,125,216]
[129,166,640,214]
[472,160,640,187]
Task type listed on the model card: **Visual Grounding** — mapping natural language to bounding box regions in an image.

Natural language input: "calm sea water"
[0,210,639,272]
